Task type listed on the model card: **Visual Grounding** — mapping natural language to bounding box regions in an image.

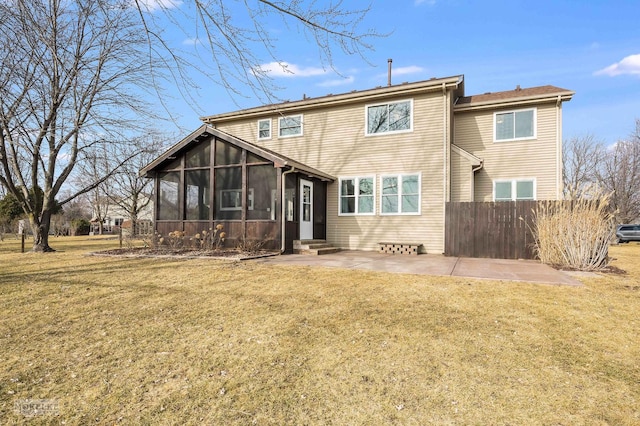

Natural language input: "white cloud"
[414,0,436,5]
[595,54,640,77]
[134,0,183,13]
[317,76,355,87]
[393,65,425,76]
[182,38,200,46]
[256,62,328,78]
[376,64,426,82]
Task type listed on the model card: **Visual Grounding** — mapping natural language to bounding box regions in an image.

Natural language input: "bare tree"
[595,120,640,224]
[76,145,114,235]
[105,134,169,235]
[136,1,380,108]
[562,134,604,199]
[0,0,379,252]
[0,0,153,251]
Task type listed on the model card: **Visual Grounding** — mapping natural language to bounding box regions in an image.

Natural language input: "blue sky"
[155,0,640,145]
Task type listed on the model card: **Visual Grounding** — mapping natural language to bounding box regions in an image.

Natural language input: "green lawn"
[1,236,639,425]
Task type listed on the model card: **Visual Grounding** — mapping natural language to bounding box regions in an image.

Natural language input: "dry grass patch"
[0,237,639,424]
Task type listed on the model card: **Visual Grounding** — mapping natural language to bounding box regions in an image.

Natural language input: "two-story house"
[141,75,573,254]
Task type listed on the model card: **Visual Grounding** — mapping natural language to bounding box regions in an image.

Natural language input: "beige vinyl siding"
[450,149,472,202]
[213,91,450,253]
[453,103,561,201]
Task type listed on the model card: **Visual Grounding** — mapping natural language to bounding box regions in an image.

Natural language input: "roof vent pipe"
[387,58,392,86]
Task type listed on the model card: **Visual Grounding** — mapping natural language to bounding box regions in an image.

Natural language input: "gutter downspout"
[470,160,484,201]
[281,166,296,253]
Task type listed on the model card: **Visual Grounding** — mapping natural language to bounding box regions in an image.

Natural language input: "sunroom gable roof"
[140,124,335,182]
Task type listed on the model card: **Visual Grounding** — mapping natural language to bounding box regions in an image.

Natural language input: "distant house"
[141,75,573,253]
[90,195,154,236]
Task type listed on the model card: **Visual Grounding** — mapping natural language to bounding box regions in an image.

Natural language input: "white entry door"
[299,179,313,240]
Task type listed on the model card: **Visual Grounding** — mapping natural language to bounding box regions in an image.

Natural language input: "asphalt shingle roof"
[456,85,573,106]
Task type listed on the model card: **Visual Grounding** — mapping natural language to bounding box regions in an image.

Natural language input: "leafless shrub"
[532,193,616,271]
[236,235,267,253]
[155,231,186,250]
[192,225,226,250]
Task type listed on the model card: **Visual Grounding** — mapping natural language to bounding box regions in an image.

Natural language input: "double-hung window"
[494,179,535,201]
[339,177,375,215]
[278,114,303,137]
[258,119,271,140]
[381,174,421,214]
[366,99,412,135]
[494,108,536,141]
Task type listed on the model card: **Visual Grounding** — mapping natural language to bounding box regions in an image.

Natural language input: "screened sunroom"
[141,125,334,252]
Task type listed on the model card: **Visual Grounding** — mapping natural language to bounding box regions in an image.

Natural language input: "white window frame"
[338,176,376,216]
[493,179,536,201]
[278,114,303,138]
[494,107,537,142]
[257,119,271,140]
[220,188,254,210]
[365,99,413,136]
[380,173,421,215]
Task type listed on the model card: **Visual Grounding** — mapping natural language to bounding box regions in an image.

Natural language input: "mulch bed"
[553,263,627,275]
[91,247,280,260]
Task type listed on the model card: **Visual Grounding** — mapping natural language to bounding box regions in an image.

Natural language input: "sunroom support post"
[281,166,296,253]
[241,150,247,241]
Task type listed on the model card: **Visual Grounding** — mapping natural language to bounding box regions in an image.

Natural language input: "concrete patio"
[252,251,585,286]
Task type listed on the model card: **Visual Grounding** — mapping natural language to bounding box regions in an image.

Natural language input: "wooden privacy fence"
[445,201,539,259]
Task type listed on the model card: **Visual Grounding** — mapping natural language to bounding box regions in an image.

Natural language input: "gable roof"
[201,75,464,123]
[454,85,574,111]
[140,124,335,182]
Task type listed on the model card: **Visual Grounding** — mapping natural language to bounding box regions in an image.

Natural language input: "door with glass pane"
[299,179,313,240]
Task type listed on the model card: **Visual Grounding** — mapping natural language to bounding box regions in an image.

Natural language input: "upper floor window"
[494,179,535,201]
[258,119,271,140]
[494,108,536,142]
[278,115,303,137]
[381,173,421,215]
[366,99,412,135]
[339,176,375,215]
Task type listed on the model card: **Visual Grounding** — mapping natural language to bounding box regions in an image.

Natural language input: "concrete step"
[293,240,340,255]
[306,243,333,249]
[294,247,341,255]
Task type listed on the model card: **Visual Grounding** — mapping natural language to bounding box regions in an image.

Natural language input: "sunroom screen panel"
[158,172,180,220]
[215,167,242,220]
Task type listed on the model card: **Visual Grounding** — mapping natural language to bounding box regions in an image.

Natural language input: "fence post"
[119,226,123,249]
